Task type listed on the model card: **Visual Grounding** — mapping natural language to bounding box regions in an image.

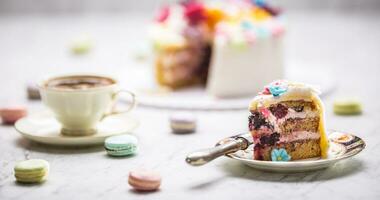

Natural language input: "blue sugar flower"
[271,148,291,162]
[268,85,287,97]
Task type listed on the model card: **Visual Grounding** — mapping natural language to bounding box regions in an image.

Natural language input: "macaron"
[128,169,161,191]
[26,83,41,100]
[70,35,93,55]
[104,134,138,157]
[0,106,27,124]
[333,99,362,115]
[170,113,196,134]
[14,159,49,183]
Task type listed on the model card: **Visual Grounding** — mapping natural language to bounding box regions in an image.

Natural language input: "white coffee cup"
[38,74,136,136]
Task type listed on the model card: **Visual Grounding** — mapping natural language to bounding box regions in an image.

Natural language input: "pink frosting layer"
[279,131,320,143]
[264,108,319,133]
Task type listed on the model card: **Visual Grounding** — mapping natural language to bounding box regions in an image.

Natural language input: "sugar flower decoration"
[271,148,291,161]
[155,6,170,23]
[254,0,266,7]
[269,85,287,97]
[268,81,288,97]
[183,1,207,25]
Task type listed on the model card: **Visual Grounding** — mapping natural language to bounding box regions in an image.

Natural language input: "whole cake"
[149,0,285,97]
[248,80,329,161]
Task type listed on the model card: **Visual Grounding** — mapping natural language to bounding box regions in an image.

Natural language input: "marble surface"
[0,11,380,199]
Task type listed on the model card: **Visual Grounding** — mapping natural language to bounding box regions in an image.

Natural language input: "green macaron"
[333,99,362,115]
[14,159,49,183]
[104,135,138,157]
[70,35,92,55]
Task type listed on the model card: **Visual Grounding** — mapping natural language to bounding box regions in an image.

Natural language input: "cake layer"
[279,117,320,135]
[249,107,319,135]
[254,139,321,161]
[252,130,320,146]
[274,100,316,111]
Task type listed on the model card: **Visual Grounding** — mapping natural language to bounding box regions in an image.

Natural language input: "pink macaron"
[0,106,27,124]
[128,169,162,191]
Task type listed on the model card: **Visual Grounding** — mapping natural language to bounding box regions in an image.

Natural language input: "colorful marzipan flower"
[268,81,287,97]
[260,86,271,95]
[271,148,291,161]
[155,6,170,23]
[254,0,266,7]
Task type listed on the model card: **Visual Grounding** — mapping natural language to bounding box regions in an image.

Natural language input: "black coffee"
[46,76,115,90]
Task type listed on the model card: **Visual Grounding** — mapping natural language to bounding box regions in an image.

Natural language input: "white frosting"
[214,17,285,48]
[206,37,284,97]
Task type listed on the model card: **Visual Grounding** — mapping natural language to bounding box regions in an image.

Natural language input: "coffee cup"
[38,74,136,136]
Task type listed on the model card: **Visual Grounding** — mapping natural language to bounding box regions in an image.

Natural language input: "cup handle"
[102,89,136,119]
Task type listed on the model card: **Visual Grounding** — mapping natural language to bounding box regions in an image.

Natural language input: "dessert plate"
[15,111,139,146]
[118,63,336,110]
[186,130,365,172]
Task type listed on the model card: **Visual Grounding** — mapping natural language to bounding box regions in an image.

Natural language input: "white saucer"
[15,111,139,146]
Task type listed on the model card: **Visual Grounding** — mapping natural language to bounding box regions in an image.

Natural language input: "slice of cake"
[248,80,329,161]
[149,0,285,96]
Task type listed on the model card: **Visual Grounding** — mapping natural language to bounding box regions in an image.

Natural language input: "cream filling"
[266,109,319,133]
[279,131,320,143]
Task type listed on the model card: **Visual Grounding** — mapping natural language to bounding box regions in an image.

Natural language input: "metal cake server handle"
[186,134,252,166]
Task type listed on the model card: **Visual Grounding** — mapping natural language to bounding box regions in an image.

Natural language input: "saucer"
[15,111,139,146]
[222,131,365,172]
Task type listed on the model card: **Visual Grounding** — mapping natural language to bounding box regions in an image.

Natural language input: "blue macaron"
[104,134,138,157]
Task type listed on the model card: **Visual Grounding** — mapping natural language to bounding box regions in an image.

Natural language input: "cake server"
[186,133,252,166]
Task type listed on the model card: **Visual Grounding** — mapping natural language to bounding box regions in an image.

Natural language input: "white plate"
[119,64,336,110]
[15,111,139,146]
[222,131,365,172]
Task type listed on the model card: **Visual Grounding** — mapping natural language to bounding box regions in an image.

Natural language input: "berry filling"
[249,111,268,131]
[259,132,280,146]
[269,103,288,119]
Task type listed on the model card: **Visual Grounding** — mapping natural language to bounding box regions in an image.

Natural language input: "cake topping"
[254,0,281,16]
[271,148,291,161]
[268,82,288,97]
[254,0,266,7]
[183,1,207,25]
[250,80,321,110]
[150,0,284,50]
[155,6,171,23]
